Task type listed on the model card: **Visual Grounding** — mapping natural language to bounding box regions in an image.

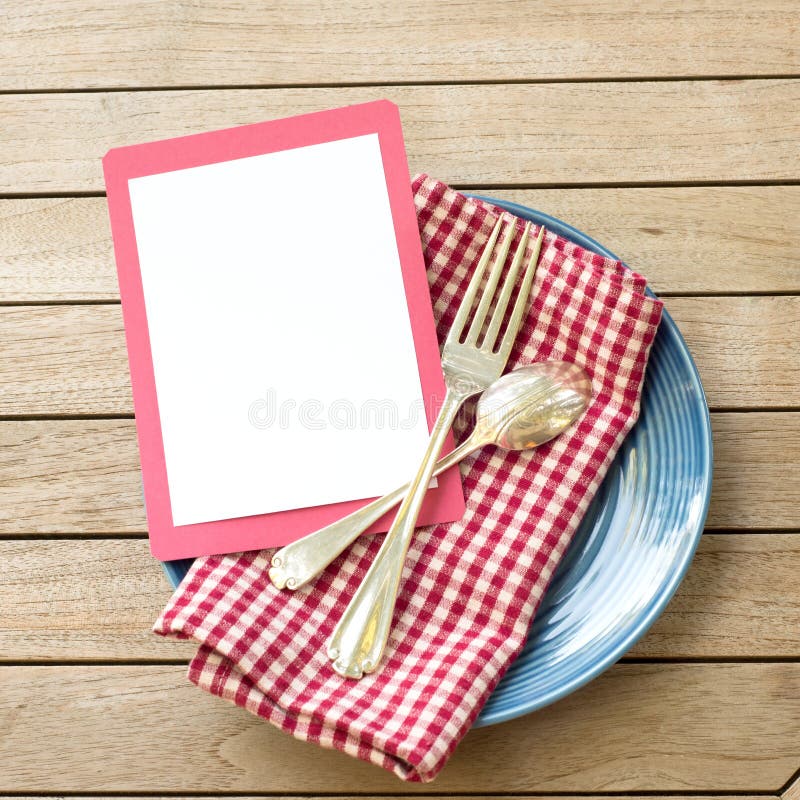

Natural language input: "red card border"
[103,99,465,560]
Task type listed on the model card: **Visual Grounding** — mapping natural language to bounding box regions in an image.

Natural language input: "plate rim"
[469,195,713,726]
[162,198,714,727]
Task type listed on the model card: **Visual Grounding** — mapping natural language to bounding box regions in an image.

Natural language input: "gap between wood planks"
[1,408,798,420]
[5,179,800,201]
[0,527,797,539]
[0,71,799,94]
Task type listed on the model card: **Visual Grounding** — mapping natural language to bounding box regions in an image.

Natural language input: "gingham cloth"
[154,175,664,782]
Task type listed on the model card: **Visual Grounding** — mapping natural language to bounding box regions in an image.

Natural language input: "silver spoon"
[268,361,592,593]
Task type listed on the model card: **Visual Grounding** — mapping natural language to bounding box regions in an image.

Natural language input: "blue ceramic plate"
[163,197,713,728]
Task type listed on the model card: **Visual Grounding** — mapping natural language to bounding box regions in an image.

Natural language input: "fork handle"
[269,437,474,591]
[327,388,469,678]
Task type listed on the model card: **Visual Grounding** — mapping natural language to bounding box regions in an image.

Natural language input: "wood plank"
[628,533,800,657]
[0,664,797,791]
[785,776,800,800]
[3,188,800,302]
[0,539,194,661]
[2,81,799,193]
[668,296,800,409]
[0,197,116,301]
[3,535,797,662]
[2,0,798,90]
[0,305,129,415]
[711,413,800,528]
[0,413,796,534]
[2,297,797,416]
[0,420,146,533]
[495,186,800,296]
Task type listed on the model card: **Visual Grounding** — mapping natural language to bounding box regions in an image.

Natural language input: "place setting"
[103,99,712,782]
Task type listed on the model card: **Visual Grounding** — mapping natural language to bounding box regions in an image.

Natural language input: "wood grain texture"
[1,297,797,415]
[0,413,796,534]
[0,420,146,533]
[0,305,129,415]
[3,188,799,302]
[3,80,800,193]
[785,776,800,800]
[2,0,798,90]
[0,197,117,301]
[0,538,195,661]
[2,535,797,662]
[669,296,800,408]
[629,533,800,657]
[1,663,798,792]
[496,186,800,295]
[711,413,800,529]
[1,0,799,794]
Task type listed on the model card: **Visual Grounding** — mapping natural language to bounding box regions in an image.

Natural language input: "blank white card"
[128,134,432,526]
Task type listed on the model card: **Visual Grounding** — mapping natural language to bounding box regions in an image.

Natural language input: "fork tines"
[447,218,545,360]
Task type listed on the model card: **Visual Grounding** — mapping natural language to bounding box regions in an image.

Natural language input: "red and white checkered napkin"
[154,175,664,782]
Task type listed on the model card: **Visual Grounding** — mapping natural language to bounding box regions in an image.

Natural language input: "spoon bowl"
[473,362,592,451]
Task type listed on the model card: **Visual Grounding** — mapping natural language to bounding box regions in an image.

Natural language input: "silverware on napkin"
[327,219,544,678]
[269,361,591,591]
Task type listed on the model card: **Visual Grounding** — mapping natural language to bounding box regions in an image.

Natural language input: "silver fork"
[327,217,544,678]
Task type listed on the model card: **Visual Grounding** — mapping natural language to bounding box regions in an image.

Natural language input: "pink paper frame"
[103,100,465,560]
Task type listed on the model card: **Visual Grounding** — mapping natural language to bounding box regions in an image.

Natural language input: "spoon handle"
[269,436,477,591]
[327,389,468,679]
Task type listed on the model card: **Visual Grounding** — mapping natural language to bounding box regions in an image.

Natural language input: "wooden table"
[1,1,799,795]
